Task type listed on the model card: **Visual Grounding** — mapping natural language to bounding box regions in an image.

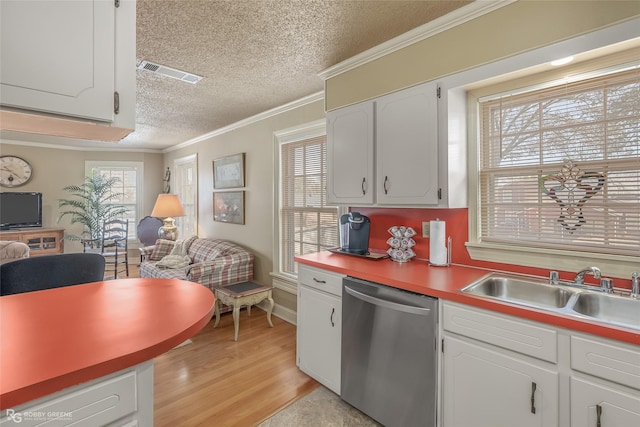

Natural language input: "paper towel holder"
[429,236,452,267]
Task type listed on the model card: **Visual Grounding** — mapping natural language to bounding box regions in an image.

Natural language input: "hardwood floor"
[153,308,319,427]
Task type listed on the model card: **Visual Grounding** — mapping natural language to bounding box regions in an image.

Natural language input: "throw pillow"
[149,239,176,261]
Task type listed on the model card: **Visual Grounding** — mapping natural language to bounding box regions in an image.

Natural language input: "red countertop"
[0,278,215,409]
[296,252,640,346]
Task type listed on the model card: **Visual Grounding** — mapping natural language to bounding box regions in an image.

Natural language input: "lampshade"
[151,194,185,218]
[151,194,185,241]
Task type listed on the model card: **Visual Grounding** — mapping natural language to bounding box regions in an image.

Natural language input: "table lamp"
[151,194,185,241]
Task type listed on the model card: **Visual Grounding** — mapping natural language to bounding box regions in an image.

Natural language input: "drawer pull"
[313,278,326,284]
[596,404,602,427]
[330,307,335,327]
[361,177,366,195]
[530,382,537,414]
[383,176,389,194]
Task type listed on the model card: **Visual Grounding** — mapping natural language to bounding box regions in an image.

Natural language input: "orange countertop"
[296,252,640,346]
[0,278,215,409]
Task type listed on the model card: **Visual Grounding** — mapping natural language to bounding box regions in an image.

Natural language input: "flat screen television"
[0,192,43,230]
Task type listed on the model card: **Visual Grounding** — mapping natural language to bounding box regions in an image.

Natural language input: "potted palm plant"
[58,173,129,243]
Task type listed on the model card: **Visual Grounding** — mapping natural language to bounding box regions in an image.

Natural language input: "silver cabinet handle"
[330,307,335,327]
[530,382,537,414]
[361,177,366,195]
[383,176,389,194]
[596,404,602,427]
[313,278,326,284]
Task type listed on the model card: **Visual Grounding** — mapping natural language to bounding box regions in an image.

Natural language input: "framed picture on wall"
[213,153,245,189]
[213,191,245,224]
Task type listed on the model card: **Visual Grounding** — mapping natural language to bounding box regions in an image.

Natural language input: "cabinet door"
[571,377,640,427]
[297,285,341,394]
[0,1,115,122]
[376,82,439,205]
[326,102,375,204]
[443,335,558,427]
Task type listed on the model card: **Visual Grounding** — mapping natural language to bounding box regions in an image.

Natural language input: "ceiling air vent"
[137,60,203,84]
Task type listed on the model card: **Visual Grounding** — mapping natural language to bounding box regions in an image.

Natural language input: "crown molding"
[165,90,325,153]
[0,139,163,153]
[317,0,516,81]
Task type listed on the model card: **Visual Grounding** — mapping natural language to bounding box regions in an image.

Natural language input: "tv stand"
[0,228,64,256]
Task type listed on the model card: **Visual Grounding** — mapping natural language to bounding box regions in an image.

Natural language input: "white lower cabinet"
[296,265,344,394]
[442,304,558,427]
[570,335,640,427]
[441,301,640,427]
[0,361,153,427]
[571,377,640,427]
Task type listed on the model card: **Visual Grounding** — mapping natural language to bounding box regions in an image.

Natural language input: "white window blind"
[281,135,338,275]
[479,68,639,256]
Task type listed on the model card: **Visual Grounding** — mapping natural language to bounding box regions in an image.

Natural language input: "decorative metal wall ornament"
[539,160,606,234]
[163,167,171,193]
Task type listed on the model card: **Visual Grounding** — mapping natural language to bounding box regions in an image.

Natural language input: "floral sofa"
[139,237,254,292]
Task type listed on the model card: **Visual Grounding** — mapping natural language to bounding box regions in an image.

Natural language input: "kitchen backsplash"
[351,207,631,288]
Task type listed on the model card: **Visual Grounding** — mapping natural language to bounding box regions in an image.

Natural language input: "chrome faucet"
[574,266,601,285]
[599,278,614,294]
[631,272,639,299]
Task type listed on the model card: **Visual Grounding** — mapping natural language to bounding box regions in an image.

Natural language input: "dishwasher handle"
[344,284,433,316]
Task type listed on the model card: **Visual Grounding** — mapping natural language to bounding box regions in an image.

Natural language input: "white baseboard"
[255,300,296,325]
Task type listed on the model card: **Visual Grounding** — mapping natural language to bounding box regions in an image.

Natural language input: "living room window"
[476,67,639,259]
[86,161,144,240]
[275,121,340,279]
[173,154,198,238]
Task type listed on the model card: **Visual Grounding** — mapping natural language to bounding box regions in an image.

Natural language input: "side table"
[213,281,274,341]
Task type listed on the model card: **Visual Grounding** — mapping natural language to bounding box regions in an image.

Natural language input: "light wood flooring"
[153,308,319,427]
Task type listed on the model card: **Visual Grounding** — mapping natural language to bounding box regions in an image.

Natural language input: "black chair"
[83,219,130,279]
[137,216,163,247]
[0,253,106,296]
[101,219,130,279]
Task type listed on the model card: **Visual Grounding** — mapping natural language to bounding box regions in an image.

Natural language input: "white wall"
[163,98,326,312]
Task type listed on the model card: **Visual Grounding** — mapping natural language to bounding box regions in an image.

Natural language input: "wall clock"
[0,155,33,187]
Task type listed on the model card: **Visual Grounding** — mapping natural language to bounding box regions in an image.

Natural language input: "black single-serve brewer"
[339,212,370,255]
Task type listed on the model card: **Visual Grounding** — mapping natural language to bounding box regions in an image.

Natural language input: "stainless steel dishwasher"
[342,276,438,427]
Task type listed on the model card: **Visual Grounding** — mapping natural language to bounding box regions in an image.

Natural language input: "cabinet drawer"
[571,336,640,390]
[443,302,557,363]
[298,265,344,297]
[3,370,137,427]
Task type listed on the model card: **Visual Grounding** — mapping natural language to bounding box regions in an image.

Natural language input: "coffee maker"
[339,212,370,255]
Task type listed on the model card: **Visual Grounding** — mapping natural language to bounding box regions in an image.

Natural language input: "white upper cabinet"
[0,0,136,139]
[326,101,375,204]
[376,82,439,205]
[326,81,465,207]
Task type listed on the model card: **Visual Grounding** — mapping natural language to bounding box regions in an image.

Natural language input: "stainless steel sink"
[461,274,578,309]
[571,292,640,330]
[461,272,639,331]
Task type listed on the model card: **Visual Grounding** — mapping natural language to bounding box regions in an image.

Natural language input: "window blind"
[479,68,639,256]
[280,135,338,275]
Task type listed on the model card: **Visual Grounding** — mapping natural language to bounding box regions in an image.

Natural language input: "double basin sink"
[461,272,639,330]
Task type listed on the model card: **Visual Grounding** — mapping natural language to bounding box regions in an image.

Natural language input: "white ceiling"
[128,0,472,151]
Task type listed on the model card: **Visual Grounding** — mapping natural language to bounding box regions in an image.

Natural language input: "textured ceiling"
[123,0,471,150]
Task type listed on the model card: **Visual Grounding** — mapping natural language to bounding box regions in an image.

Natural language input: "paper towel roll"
[429,220,447,266]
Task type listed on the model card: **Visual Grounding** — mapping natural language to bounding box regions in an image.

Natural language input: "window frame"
[462,52,640,278]
[272,120,344,293]
[173,154,198,238]
[85,160,144,243]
